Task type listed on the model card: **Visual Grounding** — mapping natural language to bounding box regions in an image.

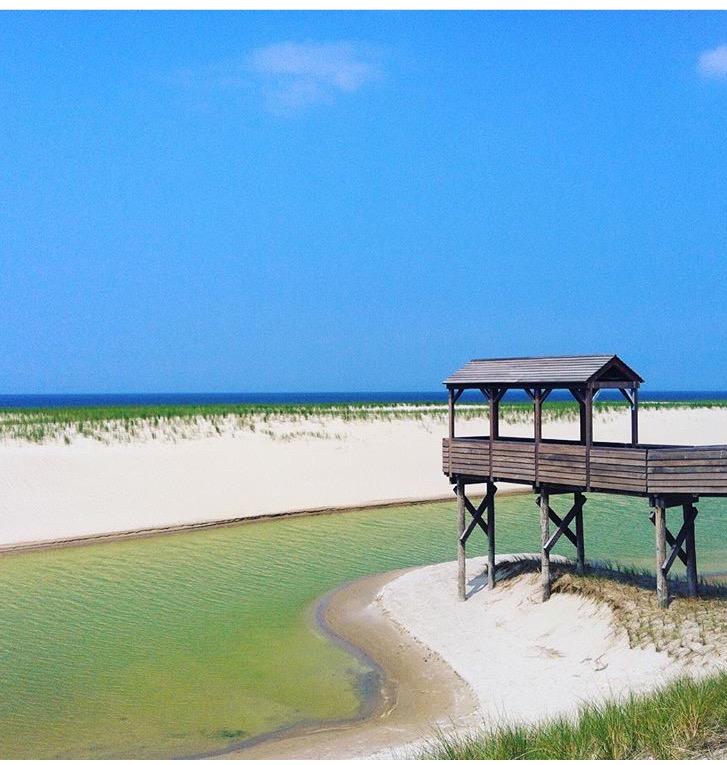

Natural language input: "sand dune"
[1,405,727,548]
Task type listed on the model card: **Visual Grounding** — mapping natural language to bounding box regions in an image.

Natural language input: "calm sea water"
[1,390,726,409]
[2,494,727,758]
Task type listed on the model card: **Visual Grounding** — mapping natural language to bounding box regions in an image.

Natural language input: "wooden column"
[585,387,594,489]
[540,488,551,601]
[631,386,639,446]
[487,482,496,589]
[684,503,698,598]
[489,388,500,440]
[575,494,585,575]
[654,500,668,608]
[457,479,466,601]
[584,387,593,447]
[448,388,455,440]
[533,388,542,444]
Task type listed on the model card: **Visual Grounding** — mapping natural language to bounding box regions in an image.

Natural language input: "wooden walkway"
[442,355,727,608]
[443,436,727,496]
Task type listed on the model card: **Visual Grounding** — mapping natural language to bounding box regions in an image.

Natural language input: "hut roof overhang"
[444,354,643,391]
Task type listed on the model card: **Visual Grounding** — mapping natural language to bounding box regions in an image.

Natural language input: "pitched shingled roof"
[444,354,643,388]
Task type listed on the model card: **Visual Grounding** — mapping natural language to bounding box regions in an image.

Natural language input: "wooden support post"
[654,500,669,608]
[575,493,586,575]
[631,386,639,446]
[448,388,455,440]
[684,503,698,598]
[457,479,466,601]
[533,388,542,444]
[585,387,593,488]
[540,488,551,601]
[584,387,593,447]
[487,482,496,589]
[491,391,500,440]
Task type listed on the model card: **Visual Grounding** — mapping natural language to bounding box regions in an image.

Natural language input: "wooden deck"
[443,437,727,496]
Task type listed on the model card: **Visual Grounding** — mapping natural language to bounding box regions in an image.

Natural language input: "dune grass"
[422,562,727,760]
[1,399,725,444]
[424,671,727,759]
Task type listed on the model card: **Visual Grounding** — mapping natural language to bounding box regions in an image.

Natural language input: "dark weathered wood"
[654,501,669,608]
[649,510,689,566]
[487,482,497,589]
[460,494,489,544]
[540,489,551,601]
[444,355,644,388]
[443,354,718,608]
[575,496,585,574]
[457,479,466,601]
[662,511,693,576]
[544,501,580,553]
[685,504,698,597]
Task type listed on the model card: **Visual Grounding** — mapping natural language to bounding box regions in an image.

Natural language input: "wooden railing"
[442,438,727,496]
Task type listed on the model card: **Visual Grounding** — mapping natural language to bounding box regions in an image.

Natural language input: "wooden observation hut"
[442,354,727,607]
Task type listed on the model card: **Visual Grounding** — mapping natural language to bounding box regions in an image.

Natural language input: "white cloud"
[248,41,384,112]
[698,45,727,79]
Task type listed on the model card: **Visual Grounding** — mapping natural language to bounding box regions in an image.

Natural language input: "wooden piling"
[654,501,668,608]
[457,480,466,601]
[685,503,698,598]
[487,483,496,589]
[575,494,585,575]
[540,489,551,601]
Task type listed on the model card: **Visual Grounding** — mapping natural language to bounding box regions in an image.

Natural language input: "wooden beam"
[569,387,586,406]
[487,482,497,589]
[661,507,695,575]
[649,511,688,565]
[685,503,698,597]
[585,387,593,488]
[448,388,455,442]
[457,479,466,601]
[653,505,698,579]
[654,500,669,608]
[575,495,585,575]
[487,387,501,441]
[533,389,542,433]
[540,488,551,602]
[460,493,489,544]
[543,496,585,554]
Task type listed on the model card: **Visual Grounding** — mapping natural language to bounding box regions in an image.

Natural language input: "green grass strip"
[423,671,727,759]
[1,399,726,444]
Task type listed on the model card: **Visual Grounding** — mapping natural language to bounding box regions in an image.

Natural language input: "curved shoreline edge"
[218,568,480,760]
[0,489,528,556]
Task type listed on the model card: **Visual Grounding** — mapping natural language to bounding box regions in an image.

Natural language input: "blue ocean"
[0,390,726,409]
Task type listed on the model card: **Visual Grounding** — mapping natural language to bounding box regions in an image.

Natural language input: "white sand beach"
[1,405,727,548]
[236,553,727,760]
[379,556,707,738]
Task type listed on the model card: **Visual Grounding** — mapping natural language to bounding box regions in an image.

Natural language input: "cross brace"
[650,505,698,575]
[537,493,586,553]
[456,483,497,544]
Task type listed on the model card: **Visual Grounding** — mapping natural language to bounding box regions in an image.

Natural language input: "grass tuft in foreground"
[423,672,727,759]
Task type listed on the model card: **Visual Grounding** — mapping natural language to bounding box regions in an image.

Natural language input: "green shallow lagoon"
[2,492,727,758]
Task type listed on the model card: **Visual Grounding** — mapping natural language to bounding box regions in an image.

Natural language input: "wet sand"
[221,569,480,760]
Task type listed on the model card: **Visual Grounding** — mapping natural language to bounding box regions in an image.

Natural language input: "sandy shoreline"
[224,569,480,760]
[234,555,727,760]
[3,405,727,549]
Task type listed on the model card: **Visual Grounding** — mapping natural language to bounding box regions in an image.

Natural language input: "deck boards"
[443,438,727,496]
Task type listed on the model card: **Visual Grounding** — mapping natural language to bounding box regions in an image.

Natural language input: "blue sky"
[2,11,727,392]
